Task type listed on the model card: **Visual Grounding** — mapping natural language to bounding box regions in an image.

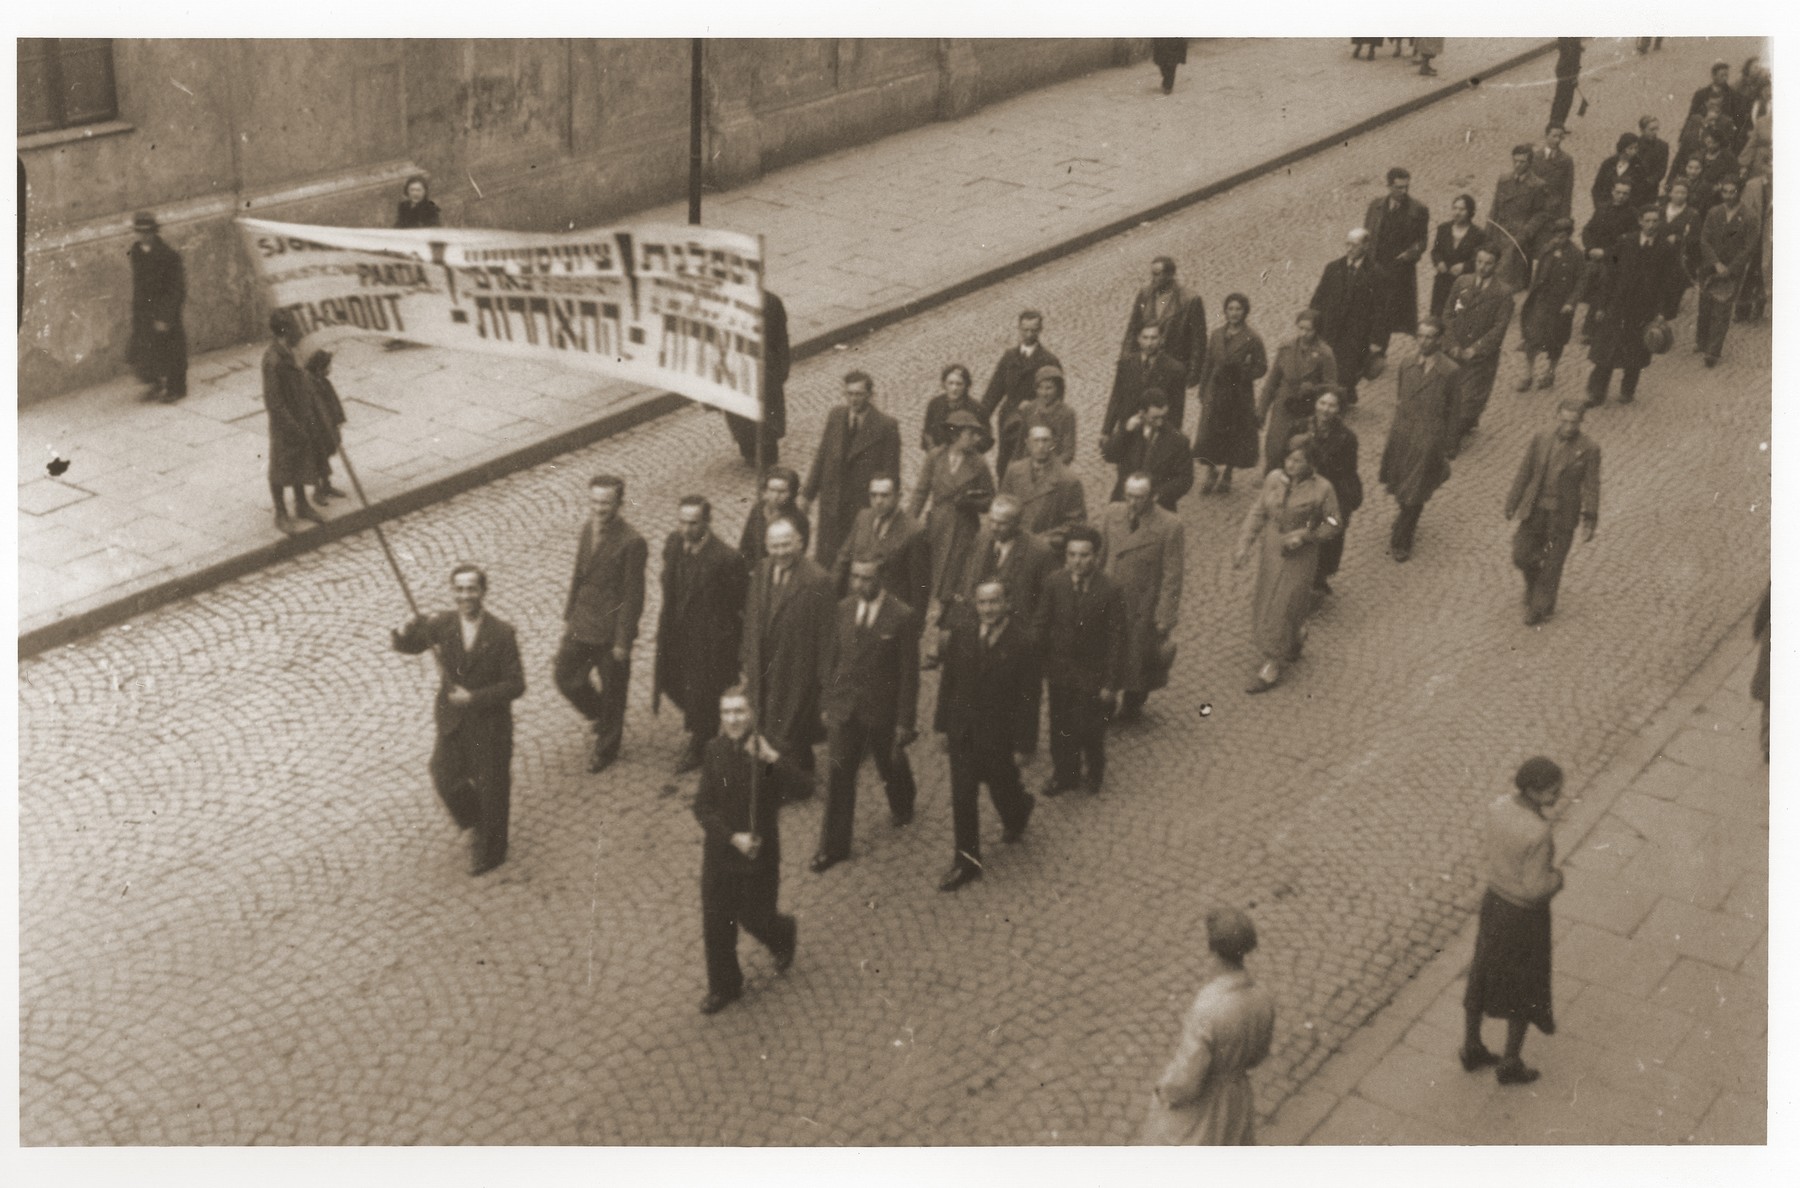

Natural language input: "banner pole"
[689,40,704,227]
[747,242,767,848]
[339,441,446,679]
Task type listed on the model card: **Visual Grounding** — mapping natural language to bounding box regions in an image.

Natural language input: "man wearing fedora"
[127,210,188,403]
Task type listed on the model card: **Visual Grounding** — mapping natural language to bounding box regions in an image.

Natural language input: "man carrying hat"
[127,211,188,403]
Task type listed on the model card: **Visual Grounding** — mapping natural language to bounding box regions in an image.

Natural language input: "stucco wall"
[19,38,1148,404]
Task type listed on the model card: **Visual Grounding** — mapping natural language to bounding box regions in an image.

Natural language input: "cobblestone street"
[19,39,1768,1144]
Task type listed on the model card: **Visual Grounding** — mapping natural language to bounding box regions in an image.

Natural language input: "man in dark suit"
[556,475,648,774]
[980,309,1061,479]
[801,370,903,567]
[959,494,1057,756]
[1103,323,1191,437]
[1308,228,1387,406]
[127,210,188,402]
[1531,124,1576,219]
[740,517,836,784]
[1119,256,1207,389]
[1443,246,1515,448]
[934,579,1038,891]
[1001,423,1088,558]
[654,495,749,775]
[1364,167,1431,348]
[1585,204,1673,406]
[811,558,922,873]
[1101,390,1195,510]
[1505,402,1600,626]
[1033,527,1126,797]
[723,289,789,466]
[830,474,931,613]
[693,688,798,1015]
[392,564,526,876]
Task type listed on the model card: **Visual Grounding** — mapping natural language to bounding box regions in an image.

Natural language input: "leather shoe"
[1041,776,1072,798]
[1391,546,1411,563]
[698,989,741,1015]
[1458,1044,1501,1072]
[1523,609,1543,627]
[889,808,914,827]
[1001,794,1036,844]
[773,924,797,972]
[938,863,982,892]
[294,504,326,525]
[1496,1059,1540,1086]
[587,739,616,774]
[1246,674,1278,694]
[1083,775,1104,796]
[809,852,842,875]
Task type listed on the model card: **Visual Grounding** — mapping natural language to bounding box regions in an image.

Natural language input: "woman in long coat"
[1516,218,1587,390]
[302,349,347,500]
[1256,308,1337,474]
[260,311,327,534]
[1137,907,1276,1145]
[1233,440,1341,694]
[1193,293,1269,494]
[1429,194,1487,318]
[908,413,995,610]
[1304,391,1361,595]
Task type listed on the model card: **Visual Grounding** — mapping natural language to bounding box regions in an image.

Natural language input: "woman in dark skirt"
[738,466,810,565]
[1429,194,1486,319]
[303,349,347,501]
[1194,292,1268,495]
[1462,756,1566,1086]
[1303,389,1361,595]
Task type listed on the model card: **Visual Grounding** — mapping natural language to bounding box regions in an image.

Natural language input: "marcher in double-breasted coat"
[654,527,748,756]
[1364,189,1431,342]
[740,554,837,774]
[1097,500,1185,698]
[802,401,902,567]
[1308,247,1386,404]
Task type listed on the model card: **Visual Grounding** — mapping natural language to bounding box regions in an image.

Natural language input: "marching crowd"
[374,51,1776,1138]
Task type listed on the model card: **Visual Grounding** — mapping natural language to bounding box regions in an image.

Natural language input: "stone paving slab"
[16,37,1552,652]
[1264,609,1768,1145]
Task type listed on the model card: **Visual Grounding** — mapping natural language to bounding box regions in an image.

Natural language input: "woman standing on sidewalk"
[1137,907,1275,1145]
[1461,756,1565,1086]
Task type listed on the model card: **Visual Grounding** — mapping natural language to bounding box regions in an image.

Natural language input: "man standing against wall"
[128,211,188,403]
[557,475,648,774]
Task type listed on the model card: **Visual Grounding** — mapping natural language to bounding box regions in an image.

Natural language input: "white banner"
[236,218,767,420]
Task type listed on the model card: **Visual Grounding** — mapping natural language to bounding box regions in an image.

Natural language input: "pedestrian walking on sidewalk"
[1234,439,1341,695]
[653,496,748,776]
[1350,39,1383,61]
[1379,317,1459,563]
[390,564,526,877]
[127,211,188,403]
[1192,293,1268,495]
[1151,39,1187,94]
[1549,38,1583,131]
[556,475,648,774]
[259,310,327,535]
[1137,906,1275,1145]
[694,688,799,1015]
[980,310,1060,479]
[1461,756,1566,1086]
[301,349,347,501]
[1413,38,1442,77]
[1505,402,1600,627]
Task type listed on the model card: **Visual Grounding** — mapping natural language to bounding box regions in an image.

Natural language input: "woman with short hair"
[1429,194,1485,318]
[395,175,441,229]
[1193,292,1268,495]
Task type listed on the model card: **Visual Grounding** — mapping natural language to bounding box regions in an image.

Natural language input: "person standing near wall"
[1151,39,1188,94]
[127,211,187,403]
[1549,38,1583,131]
[259,310,326,535]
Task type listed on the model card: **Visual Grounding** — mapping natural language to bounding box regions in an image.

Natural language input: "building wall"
[18,38,1148,404]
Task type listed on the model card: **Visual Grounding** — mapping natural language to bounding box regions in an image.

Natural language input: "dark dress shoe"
[1495,1059,1540,1086]
[1245,675,1278,694]
[1391,546,1411,563]
[1041,776,1071,798]
[773,923,797,972]
[1459,1044,1501,1072]
[699,989,741,1015]
[1313,579,1333,595]
[1083,775,1104,796]
[587,743,617,774]
[1001,794,1036,844]
[294,504,326,525]
[938,864,983,892]
[808,852,842,875]
[889,808,914,827]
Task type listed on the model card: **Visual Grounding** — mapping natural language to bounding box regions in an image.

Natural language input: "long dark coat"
[260,340,327,487]
[908,446,996,603]
[1307,418,1363,515]
[1120,282,1207,382]
[1520,240,1588,353]
[1192,324,1268,470]
[1364,194,1431,337]
[1096,501,1184,694]
[1309,256,1385,384]
[739,502,810,566]
[1588,233,1675,371]
[740,556,836,755]
[693,736,790,910]
[127,235,186,382]
[1105,349,1191,437]
[654,532,748,724]
[830,506,931,613]
[1103,424,1195,511]
[1428,221,1488,318]
[1590,155,1650,214]
[1032,569,1128,694]
[802,405,902,567]
[1258,337,1337,473]
[1660,203,1704,313]
[1582,202,1639,257]
[1379,353,1460,506]
[1000,456,1088,555]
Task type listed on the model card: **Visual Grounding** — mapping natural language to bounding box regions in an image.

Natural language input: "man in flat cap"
[127,211,188,403]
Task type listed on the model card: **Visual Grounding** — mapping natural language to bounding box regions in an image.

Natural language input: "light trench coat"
[1137,967,1276,1144]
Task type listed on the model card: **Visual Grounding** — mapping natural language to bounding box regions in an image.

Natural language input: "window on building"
[18,39,118,136]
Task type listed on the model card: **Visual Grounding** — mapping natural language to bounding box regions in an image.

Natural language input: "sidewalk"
[1263,608,1768,1145]
[17,38,1552,653]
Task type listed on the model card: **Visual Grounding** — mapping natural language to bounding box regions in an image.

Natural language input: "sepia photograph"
[8,7,1782,1180]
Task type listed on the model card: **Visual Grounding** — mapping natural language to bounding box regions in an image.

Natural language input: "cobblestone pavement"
[19,37,1768,1144]
[18,37,1547,643]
